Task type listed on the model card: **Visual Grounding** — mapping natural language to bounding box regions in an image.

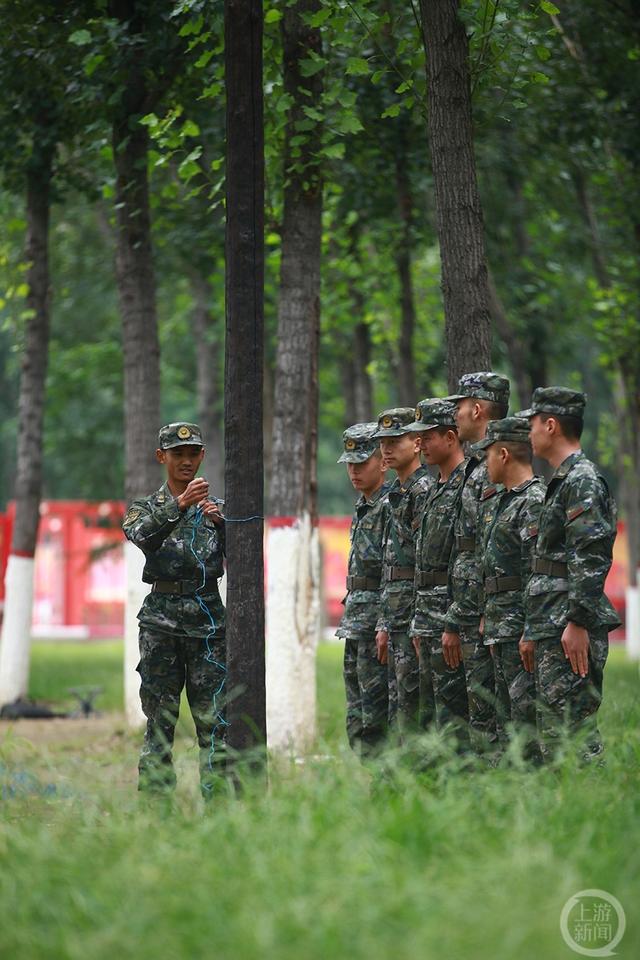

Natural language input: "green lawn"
[0,641,638,960]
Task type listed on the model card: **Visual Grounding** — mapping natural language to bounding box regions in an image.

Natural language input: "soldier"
[474,417,545,761]
[336,423,391,757]
[123,422,226,799]
[517,388,620,760]
[408,399,470,747]
[373,408,434,737]
[442,372,510,753]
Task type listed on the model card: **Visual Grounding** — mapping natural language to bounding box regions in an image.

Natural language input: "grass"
[0,641,638,960]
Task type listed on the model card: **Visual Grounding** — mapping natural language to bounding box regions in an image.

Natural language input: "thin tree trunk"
[189,271,224,498]
[224,0,266,754]
[420,0,492,390]
[267,0,323,753]
[341,352,357,427]
[353,321,373,421]
[0,145,53,705]
[486,268,531,410]
[395,126,417,405]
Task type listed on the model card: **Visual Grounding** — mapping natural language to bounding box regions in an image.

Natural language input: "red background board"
[0,502,629,638]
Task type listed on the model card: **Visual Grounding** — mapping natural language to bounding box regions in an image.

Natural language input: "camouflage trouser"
[461,627,498,753]
[534,629,608,762]
[417,637,436,732]
[492,641,539,761]
[419,636,469,749]
[137,627,227,798]
[388,631,420,736]
[343,635,389,756]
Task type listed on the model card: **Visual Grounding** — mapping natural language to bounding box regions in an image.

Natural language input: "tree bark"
[486,268,531,410]
[395,125,418,405]
[189,271,224,498]
[224,0,266,754]
[269,0,323,516]
[0,144,53,706]
[420,0,492,391]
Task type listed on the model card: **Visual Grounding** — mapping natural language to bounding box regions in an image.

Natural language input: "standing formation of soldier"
[336,374,620,764]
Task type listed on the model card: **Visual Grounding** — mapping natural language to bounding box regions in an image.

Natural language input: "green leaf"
[320,142,345,160]
[303,106,324,122]
[265,9,283,23]
[309,8,332,27]
[140,114,159,128]
[540,1,560,15]
[335,114,364,134]
[182,120,201,137]
[531,71,549,84]
[68,29,92,46]
[345,57,370,76]
[381,103,401,119]
[535,45,551,61]
[300,57,327,77]
[195,50,214,69]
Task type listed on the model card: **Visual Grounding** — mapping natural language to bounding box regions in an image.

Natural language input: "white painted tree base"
[625,583,640,661]
[266,514,321,753]
[0,555,35,707]
[124,541,148,728]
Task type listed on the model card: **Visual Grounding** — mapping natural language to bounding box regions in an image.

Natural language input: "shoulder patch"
[124,507,141,524]
[481,485,498,501]
[566,503,589,523]
[523,523,538,539]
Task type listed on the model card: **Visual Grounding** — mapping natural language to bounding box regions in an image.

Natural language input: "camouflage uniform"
[445,372,511,753]
[407,399,469,745]
[373,408,434,736]
[123,422,227,797]
[518,388,620,760]
[336,423,391,757]
[475,418,546,759]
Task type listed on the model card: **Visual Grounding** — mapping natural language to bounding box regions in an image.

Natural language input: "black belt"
[485,575,521,594]
[152,579,204,595]
[456,535,476,551]
[532,558,568,577]
[346,575,380,590]
[416,570,448,587]
[384,565,414,581]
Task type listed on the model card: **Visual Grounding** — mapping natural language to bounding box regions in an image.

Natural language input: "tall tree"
[419,0,492,389]
[224,0,266,755]
[267,0,324,752]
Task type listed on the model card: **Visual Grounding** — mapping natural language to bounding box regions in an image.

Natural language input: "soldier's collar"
[511,476,540,493]
[552,449,584,481]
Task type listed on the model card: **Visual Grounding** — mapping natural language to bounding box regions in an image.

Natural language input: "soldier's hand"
[561,622,590,678]
[519,637,535,674]
[177,477,209,510]
[412,636,421,659]
[375,630,389,665]
[200,499,224,525]
[442,631,462,669]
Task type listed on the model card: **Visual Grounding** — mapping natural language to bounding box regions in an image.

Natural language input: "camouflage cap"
[473,416,531,451]
[158,421,204,449]
[408,398,457,432]
[446,371,510,406]
[337,422,380,463]
[372,407,418,438]
[516,386,586,420]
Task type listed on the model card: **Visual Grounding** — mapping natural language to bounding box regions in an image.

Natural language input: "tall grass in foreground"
[0,643,638,960]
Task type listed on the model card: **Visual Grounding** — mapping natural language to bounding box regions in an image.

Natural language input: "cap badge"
[177,426,191,439]
[415,407,422,421]
[345,439,356,450]
[382,415,393,428]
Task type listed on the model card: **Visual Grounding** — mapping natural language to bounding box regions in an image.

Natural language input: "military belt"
[152,579,203,595]
[485,575,522,594]
[346,575,380,591]
[456,535,476,551]
[532,558,568,577]
[384,565,414,581]
[416,570,449,587]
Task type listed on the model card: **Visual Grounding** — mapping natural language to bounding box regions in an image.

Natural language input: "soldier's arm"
[564,476,616,631]
[519,495,544,583]
[122,497,183,553]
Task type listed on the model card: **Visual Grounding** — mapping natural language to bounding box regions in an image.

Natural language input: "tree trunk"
[0,147,53,706]
[395,126,418,405]
[487,268,531,410]
[267,0,323,753]
[420,0,492,391]
[189,271,224,498]
[224,0,266,754]
[353,321,373,421]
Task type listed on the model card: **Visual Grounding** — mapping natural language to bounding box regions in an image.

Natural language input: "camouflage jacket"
[336,481,391,640]
[123,482,226,638]
[478,477,545,644]
[379,464,434,632]
[410,459,467,638]
[524,451,620,641]
[445,453,496,633]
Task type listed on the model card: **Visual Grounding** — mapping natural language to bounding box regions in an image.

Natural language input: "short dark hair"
[481,399,509,420]
[539,412,583,441]
[433,425,459,438]
[502,441,532,465]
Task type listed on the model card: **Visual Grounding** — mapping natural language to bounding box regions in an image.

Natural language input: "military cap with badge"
[446,371,510,406]
[407,398,457,432]
[372,407,419,438]
[472,416,532,451]
[158,421,204,449]
[338,422,380,463]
